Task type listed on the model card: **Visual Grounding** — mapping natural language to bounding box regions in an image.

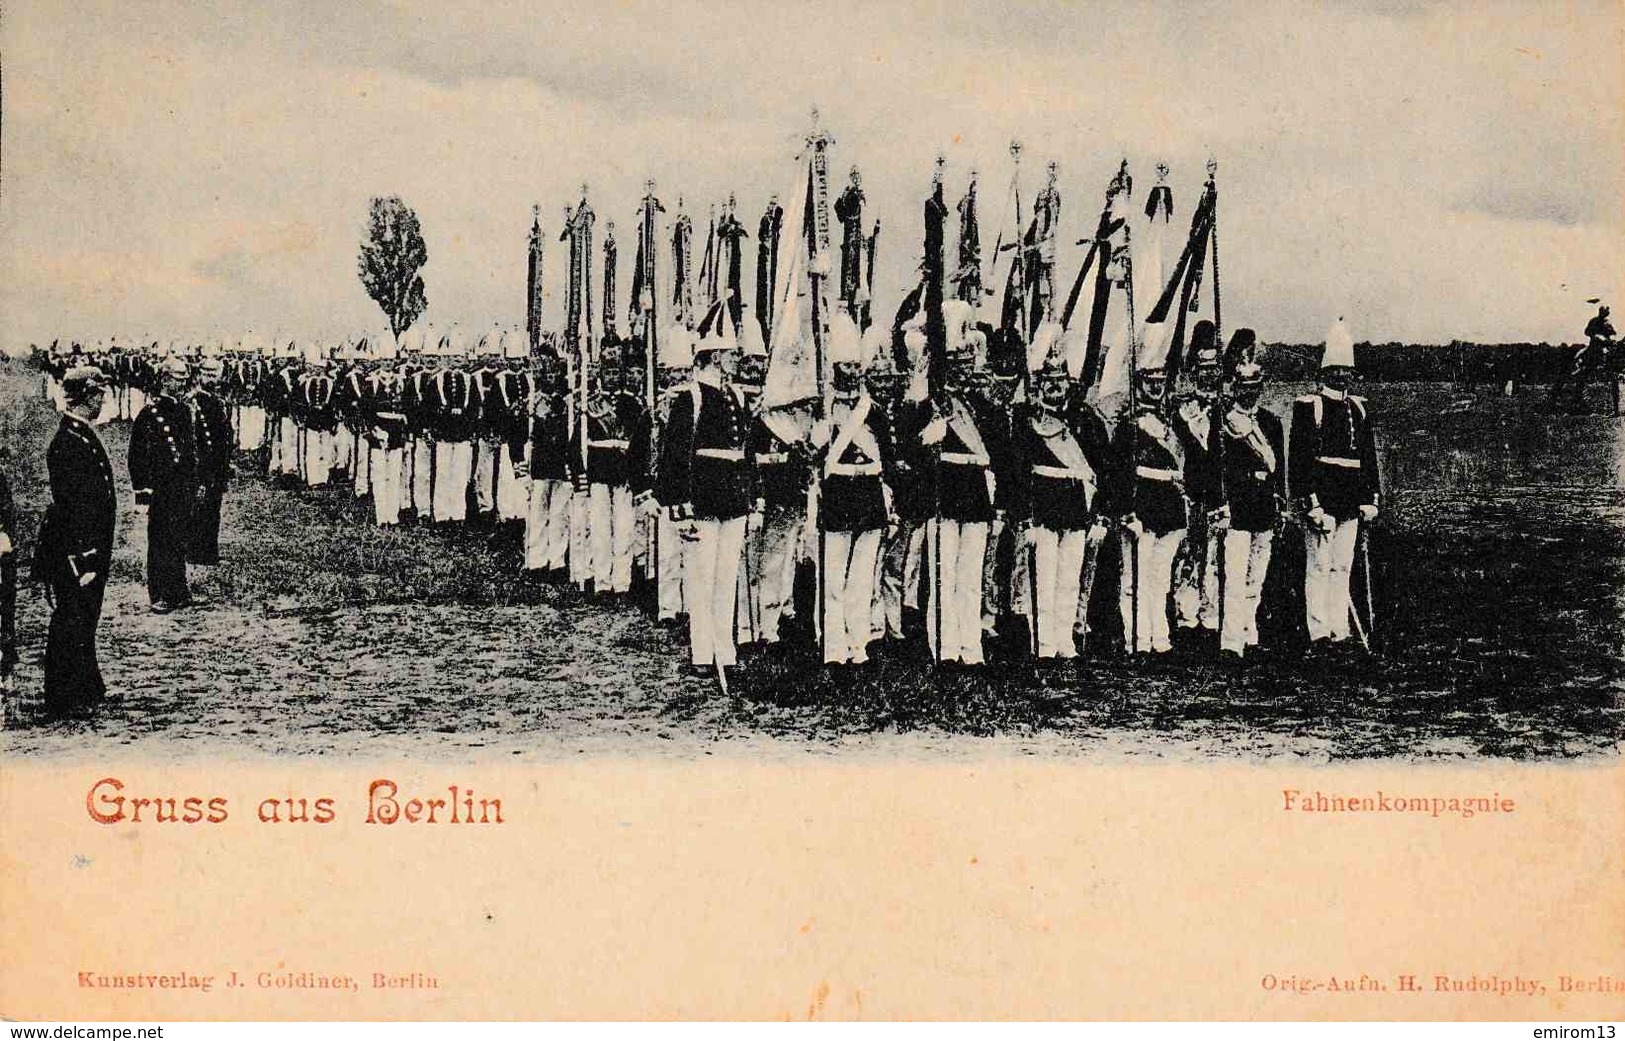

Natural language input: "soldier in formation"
[26,291,1390,693]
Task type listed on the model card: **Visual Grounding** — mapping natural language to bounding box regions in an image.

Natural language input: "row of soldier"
[38,307,1379,684]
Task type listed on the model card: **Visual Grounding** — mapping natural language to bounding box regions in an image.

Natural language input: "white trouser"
[568,488,590,586]
[1304,517,1360,642]
[1119,527,1183,654]
[277,417,300,474]
[524,478,571,571]
[1028,526,1090,659]
[496,446,529,520]
[432,440,472,521]
[94,390,118,426]
[333,426,355,475]
[877,521,926,641]
[1221,528,1274,654]
[686,515,747,668]
[410,439,433,516]
[473,440,498,513]
[1175,526,1221,631]
[369,446,403,525]
[128,386,146,418]
[303,428,333,486]
[352,433,371,495]
[925,518,989,664]
[823,528,882,664]
[737,507,802,644]
[238,405,266,451]
[654,512,688,620]
[588,483,635,593]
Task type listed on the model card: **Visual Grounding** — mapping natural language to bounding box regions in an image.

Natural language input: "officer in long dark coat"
[39,367,117,713]
[129,356,198,612]
[189,357,234,566]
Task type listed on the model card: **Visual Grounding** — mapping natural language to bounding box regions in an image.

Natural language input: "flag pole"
[1118,162,1142,655]
[1010,140,1040,662]
[805,108,836,662]
[1207,159,1229,651]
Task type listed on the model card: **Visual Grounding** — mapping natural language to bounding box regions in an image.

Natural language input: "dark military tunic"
[1102,407,1188,535]
[1008,401,1112,532]
[750,411,809,513]
[41,413,117,711]
[1218,405,1286,533]
[1288,390,1379,521]
[129,394,197,606]
[427,368,477,442]
[189,389,234,564]
[820,394,892,533]
[528,387,571,481]
[655,379,751,521]
[899,389,1008,524]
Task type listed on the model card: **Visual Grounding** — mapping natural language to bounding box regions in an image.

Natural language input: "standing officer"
[363,354,409,526]
[471,337,507,521]
[1215,358,1285,659]
[189,356,234,567]
[574,352,643,596]
[38,366,117,713]
[525,350,573,576]
[876,323,931,647]
[1106,364,1188,656]
[400,340,435,522]
[1290,318,1380,648]
[649,327,695,625]
[812,315,894,666]
[495,336,535,528]
[656,321,750,681]
[1171,330,1224,645]
[129,356,198,612]
[910,310,1008,667]
[1009,345,1112,660]
[429,346,477,524]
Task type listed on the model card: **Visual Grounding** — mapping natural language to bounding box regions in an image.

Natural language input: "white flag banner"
[763,158,814,410]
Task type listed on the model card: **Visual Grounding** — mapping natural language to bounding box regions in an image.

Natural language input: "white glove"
[78,571,97,587]
[1088,522,1109,543]
[1307,507,1335,534]
[0,533,12,556]
[921,416,947,445]
[1121,514,1144,536]
[1358,503,1379,522]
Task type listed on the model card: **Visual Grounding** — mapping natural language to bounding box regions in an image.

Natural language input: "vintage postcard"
[1,0,1621,1023]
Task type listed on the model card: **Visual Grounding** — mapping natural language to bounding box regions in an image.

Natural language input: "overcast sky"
[3,0,1621,349]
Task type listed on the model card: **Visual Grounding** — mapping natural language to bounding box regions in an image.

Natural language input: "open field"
[1,361,1620,762]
